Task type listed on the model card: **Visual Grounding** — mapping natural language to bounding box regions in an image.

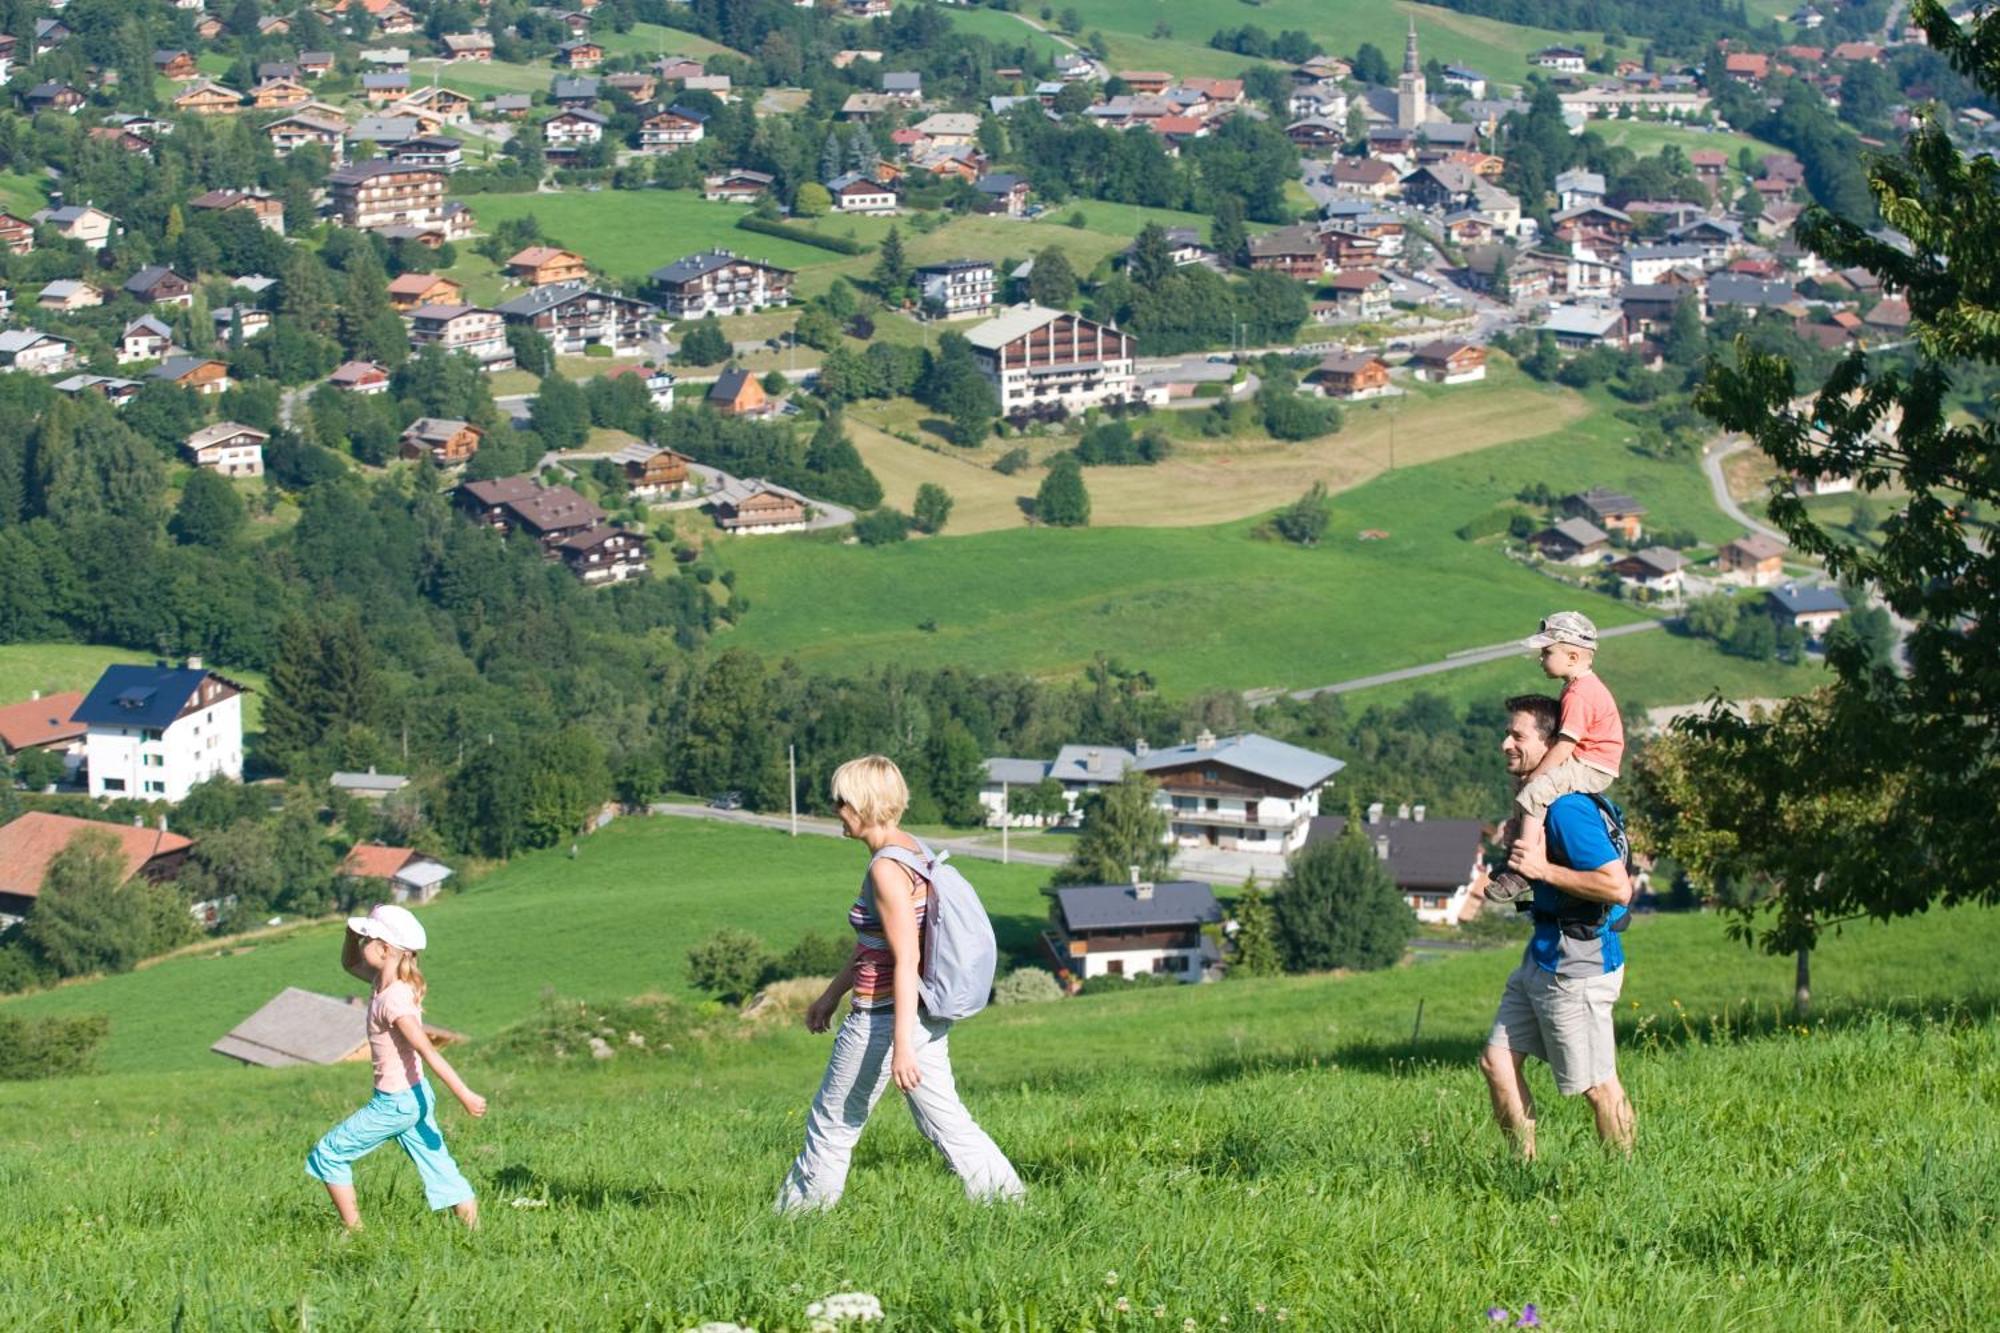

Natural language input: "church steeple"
[1396,19,1427,130]
[1404,19,1421,76]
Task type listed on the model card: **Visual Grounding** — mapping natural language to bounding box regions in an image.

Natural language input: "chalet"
[1668,216,1745,268]
[124,266,195,307]
[505,485,607,547]
[916,259,996,321]
[32,20,70,58]
[703,169,774,203]
[1401,163,1481,212]
[1326,269,1392,321]
[1047,878,1221,984]
[211,987,462,1069]
[1306,804,1487,924]
[361,47,410,73]
[362,72,411,104]
[1285,118,1347,152]
[211,305,272,343]
[555,9,593,35]
[149,356,231,395]
[839,92,897,121]
[1831,41,1880,63]
[328,359,392,394]
[604,73,657,102]
[188,188,285,236]
[37,279,102,312]
[640,104,707,152]
[327,160,444,231]
[881,70,922,103]
[487,94,532,119]
[557,524,650,584]
[300,51,335,78]
[1135,731,1344,859]
[118,315,175,365]
[401,85,475,124]
[1716,533,1787,587]
[1768,583,1849,638]
[1532,517,1611,565]
[1864,297,1910,337]
[1724,52,1770,81]
[74,660,246,802]
[682,74,731,100]
[1563,486,1646,541]
[25,82,86,114]
[912,113,980,148]
[54,373,144,408]
[253,78,312,111]
[440,33,494,61]
[387,272,463,312]
[966,304,1138,419]
[1117,229,1217,274]
[182,422,268,477]
[1707,273,1800,315]
[613,442,692,497]
[1552,203,1633,248]
[173,80,243,116]
[1310,352,1391,401]
[0,212,33,255]
[655,58,705,85]
[1530,46,1587,73]
[550,77,601,109]
[340,844,453,904]
[0,690,86,774]
[398,416,483,466]
[0,812,193,924]
[506,246,589,287]
[153,49,197,80]
[384,136,464,173]
[0,329,79,375]
[267,112,347,161]
[649,250,794,318]
[1541,302,1628,350]
[826,172,897,215]
[33,204,119,250]
[544,108,608,152]
[1327,157,1403,198]
[1408,340,1487,384]
[709,478,810,534]
[1246,225,1325,280]
[977,745,1137,827]
[707,367,772,417]
[329,768,410,801]
[455,475,543,528]
[494,281,654,355]
[1609,546,1687,596]
[557,39,603,69]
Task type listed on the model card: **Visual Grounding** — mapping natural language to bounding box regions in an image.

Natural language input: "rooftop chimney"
[1412,804,1426,822]
[157,815,169,833]
[1130,864,1155,901]
[1366,801,1384,825]
[1087,749,1102,773]
[1375,835,1391,861]
[1397,802,1411,821]
[1194,728,1217,751]
[186,655,203,671]
[29,689,38,701]
[132,815,144,828]
[1134,737,1150,758]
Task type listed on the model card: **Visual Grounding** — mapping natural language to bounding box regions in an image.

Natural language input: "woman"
[774,754,1024,1212]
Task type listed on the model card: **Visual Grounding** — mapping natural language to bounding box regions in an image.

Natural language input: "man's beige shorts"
[1487,962,1623,1095]
[1514,757,1617,818]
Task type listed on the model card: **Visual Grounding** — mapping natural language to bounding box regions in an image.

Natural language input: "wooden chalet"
[1311,352,1391,400]
[386,272,463,312]
[505,246,588,287]
[398,417,483,466]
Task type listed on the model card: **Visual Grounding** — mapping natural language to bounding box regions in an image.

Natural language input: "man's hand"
[892,1044,922,1093]
[1508,839,1551,882]
[804,995,836,1034]
[458,1090,488,1118]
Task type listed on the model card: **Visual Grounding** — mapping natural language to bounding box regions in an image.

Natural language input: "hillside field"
[3,819,1997,1328]
[0,643,270,734]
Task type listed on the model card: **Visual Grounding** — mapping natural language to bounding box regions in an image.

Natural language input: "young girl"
[774,754,1024,1212]
[305,903,486,1230]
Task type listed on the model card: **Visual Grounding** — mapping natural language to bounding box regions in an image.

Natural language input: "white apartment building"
[965,304,1138,418]
[648,250,795,319]
[915,259,995,320]
[406,304,513,369]
[75,660,246,802]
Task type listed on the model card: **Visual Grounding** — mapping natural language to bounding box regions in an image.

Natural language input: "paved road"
[1283,619,1667,701]
[647,802,1249,885]
[1702,437,1788,545]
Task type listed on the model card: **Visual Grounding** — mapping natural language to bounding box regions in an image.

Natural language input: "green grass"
[3,815,1997,1327]
[0,170,47,217]
[453,190,848,282]
[432,59,560,97]
[1590,119,1783,168]
[937,6,1075,62]
[595,22,741,61]
[0,644,268,734]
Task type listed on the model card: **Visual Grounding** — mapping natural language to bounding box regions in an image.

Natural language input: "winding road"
[1702,437,1787,545]
[1281,619,1666,702]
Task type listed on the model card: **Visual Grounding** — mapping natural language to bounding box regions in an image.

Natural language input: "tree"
[686,927,776,1004]
[676,317,732,367]
[873,225,911,292]
[23,830,198,978]
[1128,223,1175,288]
[794,182,832,217]
[1272,481,1330,546]
[1229,878,1282,978]
[1352,42,1391,86]
[853,507,912,544]
[170,470,246,547]
[1027,246,1078,307]
[1270,830,1414,972]
[1052,770,1170,885]
[1490,249,1513,302]
[1210,196,1247,268]
[529,373,590,450]
[912,482,953,534]
[1008,775,1068,825]
[1823,605,1895,670]
[1035,456,1091,526]
[1665,294,1706,367]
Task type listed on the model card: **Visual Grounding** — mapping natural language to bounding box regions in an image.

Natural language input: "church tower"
[1396,19,1428,129]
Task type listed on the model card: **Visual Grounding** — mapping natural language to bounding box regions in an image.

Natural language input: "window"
[1106,959,1124,976]
[144,754,163,767]
[143,728,163,742]
[144,781,165,794]
[102,778,126,792]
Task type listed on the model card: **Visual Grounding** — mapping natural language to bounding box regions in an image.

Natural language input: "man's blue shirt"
[1525,792,1627,977]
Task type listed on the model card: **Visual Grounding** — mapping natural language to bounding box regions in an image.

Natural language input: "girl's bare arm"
[340,930,373,983]
[392,1016,488,1116]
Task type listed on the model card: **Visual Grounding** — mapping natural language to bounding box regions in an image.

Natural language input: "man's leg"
[1479,1042,1538,1159]
[1583,1075,1634,1153]
[1544,969,1631,1153]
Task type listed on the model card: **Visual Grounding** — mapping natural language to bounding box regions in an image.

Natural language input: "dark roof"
[708,366,754,401]
[495,281,647,318]
[458,475,541,507]
[974,173,1025,194]
[1305,815,1485,890]
[1707,273,1798,308]
[123,265,182,294]
[72,664,239,729]
[1566,486,1645,517]
[149,356,224,381]
[1769,583,1849,615]
[651,249,791,285]
[1055,881,1221,932]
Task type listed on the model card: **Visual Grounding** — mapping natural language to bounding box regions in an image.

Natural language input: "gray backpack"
[871,842,997,1021]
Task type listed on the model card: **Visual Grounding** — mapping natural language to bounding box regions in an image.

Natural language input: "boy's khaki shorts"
[1515,757,1617,818]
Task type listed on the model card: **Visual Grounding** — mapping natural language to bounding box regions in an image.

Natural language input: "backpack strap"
[870,842,937,885]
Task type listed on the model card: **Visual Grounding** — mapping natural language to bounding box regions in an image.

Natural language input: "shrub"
[582,344,613,358]
[993,446,1031,475]
[737,214,872,255]
[853,507,913,545]
[686,928,775,1004]
[993,967,1064,1005]
[0,1013,109,1080]
[773,931,853,981]
[1272,834,1415,973]
[487,992,706,1064]
[1077,970,1179,995]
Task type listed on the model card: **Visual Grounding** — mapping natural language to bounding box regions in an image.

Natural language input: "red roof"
[1150,115,1206,136]
[0,812,192,900]
[0,691,85,753]
[1327,269,1386,291]
[341,843,418,879]
[890,127,924,144]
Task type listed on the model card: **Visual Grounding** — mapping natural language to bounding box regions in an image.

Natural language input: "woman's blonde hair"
[829,754,909,828]
[395,950,427,1003]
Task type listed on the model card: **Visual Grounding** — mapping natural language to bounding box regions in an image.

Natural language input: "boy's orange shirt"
[1559,671,1624,774]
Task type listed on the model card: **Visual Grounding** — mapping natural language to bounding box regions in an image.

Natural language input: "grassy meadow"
[4,818,1998,1329]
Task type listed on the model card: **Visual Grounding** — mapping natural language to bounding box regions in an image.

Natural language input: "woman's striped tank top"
[847,850,929,1011]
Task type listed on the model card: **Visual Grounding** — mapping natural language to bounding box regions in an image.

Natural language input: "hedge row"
[736,215,873,256]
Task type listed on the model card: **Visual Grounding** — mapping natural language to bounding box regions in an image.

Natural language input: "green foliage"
[993,966,1064,1004]
[992,447,1031,476]
[793,182,832,218]
[22,831,199,980]
[853,507,913,545]
[1258,383,1343,442]
[686,927,776,1004]
[1053,770,1169,887]
[261,611,384,777]
[771,931,853,982]
[488,991,709,1065]
[169,471,246,549]
[1027,246,1078,307]
[1008,775,1068,824]
[675,318,733,367]
[1070,419,1170,467]
[1272,481,1331,546]
[872,225,910,292]
[1228,879,1282,978]
[735,214,871,255]
[0,1013,108,1080]
[1271,832,1415,973]
[1034,456,1091,527]
[912,482,953,535]
[529,373,591,451]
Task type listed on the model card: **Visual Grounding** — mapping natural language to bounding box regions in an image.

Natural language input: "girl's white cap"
[347,903,427,952]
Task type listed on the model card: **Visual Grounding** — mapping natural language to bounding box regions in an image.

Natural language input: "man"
[1478,694,1636,1157]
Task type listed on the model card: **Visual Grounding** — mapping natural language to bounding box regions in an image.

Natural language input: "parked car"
[709,791,744,810]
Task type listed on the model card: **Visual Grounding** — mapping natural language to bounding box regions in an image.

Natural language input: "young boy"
[1486,611,1624,905]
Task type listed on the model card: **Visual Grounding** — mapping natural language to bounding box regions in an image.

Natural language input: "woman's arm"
[805,957,859,1033]
[393,1016,488,1117]
[872,860,925,1092]
[340,930,373,983]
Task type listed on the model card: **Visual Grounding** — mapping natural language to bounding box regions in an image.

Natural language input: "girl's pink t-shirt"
[367,981,424,1093]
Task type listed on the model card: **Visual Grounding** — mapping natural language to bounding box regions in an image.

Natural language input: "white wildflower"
[1115,1297,1132,1314]
[1183,1319,1198,1332]
[1104,1271,1120,1288]
[508,1197,548,1209]
[805,1292,884,1324]
[684,1324,757,1333]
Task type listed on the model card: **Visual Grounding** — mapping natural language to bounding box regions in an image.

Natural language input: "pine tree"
[260,615,325,774]
[1052,771,1170,885]
[1271,828,1415,973]
[1210,196,1247,268]
[873,225,910,292]
[1129,222,1174,287]
[1230,878,1282,977]
[1490,249,1512,301]
[1027,246,1078,307]
[821,130,842,182]
[912,481,953,534]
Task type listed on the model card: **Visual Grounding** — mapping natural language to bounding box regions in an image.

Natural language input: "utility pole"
[788,744,798,836]
[1001,781,1009,864]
